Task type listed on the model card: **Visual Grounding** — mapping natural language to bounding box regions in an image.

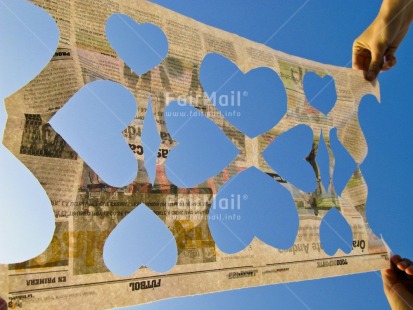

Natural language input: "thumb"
[366,47,385,81]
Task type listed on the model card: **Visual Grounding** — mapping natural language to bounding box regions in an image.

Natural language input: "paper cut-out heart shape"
[165,101,239,188]
[320,207,352,256]
[330,128,357,195]
[0,145,55,263]
[50,80,138,187]
[208,167,299,254]
[0,0,57,263]
[0,0,59,98]
[263,124,316,193]
[142,98,161,185]
[200,53,287,138]
[316,132,331,191]
[106,14,168,76]
[103,203,177,276]
[303,71,337,115]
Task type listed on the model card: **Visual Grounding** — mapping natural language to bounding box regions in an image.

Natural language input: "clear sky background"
[1,0,413,309]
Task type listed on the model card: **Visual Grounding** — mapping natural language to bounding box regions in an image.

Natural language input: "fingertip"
[396,258,412,271]
[406,265,413,275]
[385,52,396,62]
[365,70,378,81]
[391,254,402,264]
[397,261,408,270]
[382,58,397,71]
[366,56,383,81]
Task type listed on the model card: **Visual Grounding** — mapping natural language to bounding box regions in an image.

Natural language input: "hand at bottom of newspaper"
[0,296,7,310]
[382,254,413,310]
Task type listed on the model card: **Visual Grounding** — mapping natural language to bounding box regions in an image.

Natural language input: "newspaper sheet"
[0,0,389,309]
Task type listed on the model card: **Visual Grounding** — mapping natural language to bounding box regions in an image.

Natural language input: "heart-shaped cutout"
[106,13,168,76]
[263,124,316,193]
[165,101,239,188]
[316,132,331,192]
[142,98,161,185]
[0,0,59,98]
[320,207,352,256]
[50,80,138,187]
[208,167,299,254]
[0,144,54,263]
[200,53,287,138]
[0,0,57,261]
[330,128,356,195]
[103,203,177,276]
[303,71,337,115]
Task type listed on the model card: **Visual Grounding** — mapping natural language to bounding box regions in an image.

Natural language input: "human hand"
[352,0,413,81]
[0,296,7,310]
[382,254,413,310]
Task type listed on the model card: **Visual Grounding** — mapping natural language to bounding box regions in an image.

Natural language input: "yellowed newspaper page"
[0,0,388,309]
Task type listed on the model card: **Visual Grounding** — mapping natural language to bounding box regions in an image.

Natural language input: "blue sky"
[1,0,413,309]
